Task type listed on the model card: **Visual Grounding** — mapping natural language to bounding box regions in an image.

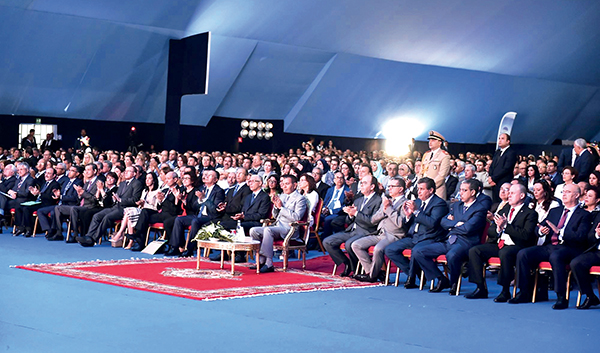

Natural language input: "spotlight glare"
[241,120,249,128]
[248,130,257,139]
[240,129,249,138]
[249,121,258,130]
[382,118,424,156]
[257,122,266,131]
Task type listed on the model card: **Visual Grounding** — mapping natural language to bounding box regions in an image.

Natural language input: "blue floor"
[1,228,598,353]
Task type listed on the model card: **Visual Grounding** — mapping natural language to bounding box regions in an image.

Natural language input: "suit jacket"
[157,187,180,217]
[441,199,488,245]
[56,175,69,188]
[78,177,100,208]
[241,190,272,222]
[420,149,451,199]
[316,181,330,200]
[487,203,537,248]
[370,195,407,239]
[197,184,225,220]
[223,183,251,216]
[344,193,382,236]
[323,185,350,215]
[558,148,574,172]
[36,180,61,207]
[542,205,592,250]
[406,194,449,244]
[115,178,144,208]
[61,178,84,206]
[273,190,308,236]
[0,175,17,193]
[489,146,518,186]
[12,175,36,202]
[445,175,458,201]
[584,211,600,252]
[573,149,593,183]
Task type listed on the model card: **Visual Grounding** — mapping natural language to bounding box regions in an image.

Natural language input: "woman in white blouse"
[533,179,560,245]
[554,166,577,200]
[298,173,319,227]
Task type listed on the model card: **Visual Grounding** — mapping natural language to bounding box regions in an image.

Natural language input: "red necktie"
[551,208,570,245]
[498,208,515,249]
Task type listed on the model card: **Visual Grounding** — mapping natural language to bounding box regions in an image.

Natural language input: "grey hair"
[574,138,587,149]
[465,164,476,172]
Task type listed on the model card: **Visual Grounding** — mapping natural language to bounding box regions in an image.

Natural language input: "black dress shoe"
[234,254,247,263]
[552,296,569,310]
[449,283,458,296]
[24,231,33,238]
[353,274,370,281]
[494,291,511,303]
[130,242,144,252]
[77,236,95,247]
[65,236,78,244]
[465,287,488,299]
[404,277,418,289]
[179,249,195,257]
[430,276,450,293]
[340,264,352,277]
[14,228,26,236]
[577,295,600,310]
[259,264,275,273]
[48,234,64,241]
[165,248,181,257]
[508,291,530,304]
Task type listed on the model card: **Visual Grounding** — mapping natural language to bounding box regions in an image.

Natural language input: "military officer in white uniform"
[419,131,451,199]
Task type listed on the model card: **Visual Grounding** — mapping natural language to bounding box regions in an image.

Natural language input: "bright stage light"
[382,118,424,156]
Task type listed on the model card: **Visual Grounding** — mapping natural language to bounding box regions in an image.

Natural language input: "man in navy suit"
[545,160,563,186]
[412,179,489,294]
[573,138,593,182]
[488,133,518,203]
[510,183,592,309]
[37,165,83,235]
[0,163,36,218]
[323,174,381,277]
[178,170,226,257]
[569,211,600,309]
[319,171,350,241]
[384,177,449,288]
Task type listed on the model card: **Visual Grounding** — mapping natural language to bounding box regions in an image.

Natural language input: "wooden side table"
[195,239,261,275]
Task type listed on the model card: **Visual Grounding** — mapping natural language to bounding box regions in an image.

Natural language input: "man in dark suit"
[412,179,489,294]
[47,163,100,241]
[466,183,537,301]
[0,164,17,194]
[445,174,458,201]
[323,174,381,277]
[13,167,61,237]
[312,167,330,200]
[573,138,593,183]
[384,177,449,288]
[175,170,226,257]
[545,160,563,186]
[510,183,592,309]
[221,175,272,232]
[128,172,181,247]
[488,133,518,203]
[77,166,143,247]
[37,166,83,236]
[40,133,59,152]
[0,163,36,219]
[569,212,600,309]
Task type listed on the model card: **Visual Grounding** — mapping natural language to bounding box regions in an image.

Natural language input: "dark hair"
[527,164,540,180]
[281,174,297,184]
[86,163,98,173]
[462,179,480,194]
[106,171,118,182]
[145,172,159,191]
[340,161,355,179]
[589,171,600,186]
[389,176,406,190]
[183,171,199,187]
[299,173,317,194]
[533,179,554,212]
[563,166,579,180]
[417,177,436,192]
[265,174,282,194]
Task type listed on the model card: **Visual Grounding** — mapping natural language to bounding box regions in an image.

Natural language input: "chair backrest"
[311,198,324,231]
[481,221,491,244]
[298,208,310,245]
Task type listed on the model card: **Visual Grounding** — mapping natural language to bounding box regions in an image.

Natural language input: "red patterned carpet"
[15,256,379,301]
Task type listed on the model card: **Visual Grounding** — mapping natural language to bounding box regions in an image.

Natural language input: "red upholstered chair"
[383,249,426,288]
[308,199,326,254]
[331,242,375,276]
[145,222,166,245]
[532,261,572,303]
[576,266,600,306]
[31,211,39,236]
[10,208,16,233]
[273,210,309,271]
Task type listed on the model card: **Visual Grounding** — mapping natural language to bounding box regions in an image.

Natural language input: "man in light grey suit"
[250,174,307,273]
[352,177,407,282]
[324,174,382,277]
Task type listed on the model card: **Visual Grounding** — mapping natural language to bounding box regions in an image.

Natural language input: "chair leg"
[385,260,391,286]
[566,271,571,301]
[577,291,582,307]
[32,215,39,236]
[313,231,326,254]
[145,227,151,246]
[282,250,288,271]
[456,276,462,296]
[332,264,338,276]
[532,270,539,303]
[302,249,306,270]
[395,268,400,287]
[419,271,426,290]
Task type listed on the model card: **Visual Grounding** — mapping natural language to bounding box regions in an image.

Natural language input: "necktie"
[17,177,24,189]
[463,205,468,214]
[63,180,73,195]
[40,182,49,193]
[551,208,570,245]
[498,208,515,249]
[250,193,256,204]
[328,189,339,209]
[233,184,239,196]
[414,202,426,233]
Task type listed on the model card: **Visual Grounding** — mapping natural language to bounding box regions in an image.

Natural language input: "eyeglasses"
[388,184,401,188]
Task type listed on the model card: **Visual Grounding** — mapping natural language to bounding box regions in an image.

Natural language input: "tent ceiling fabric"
[2,0,600,144]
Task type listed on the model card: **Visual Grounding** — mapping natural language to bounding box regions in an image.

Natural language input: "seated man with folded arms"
[510,183,592,309]
[352,177,407,283]
[465,183,537,301]
[250,174,307,273]
[323,174,381,277]
[570,211,600,309]
[412,179,489,294]
[384,177,449,288]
